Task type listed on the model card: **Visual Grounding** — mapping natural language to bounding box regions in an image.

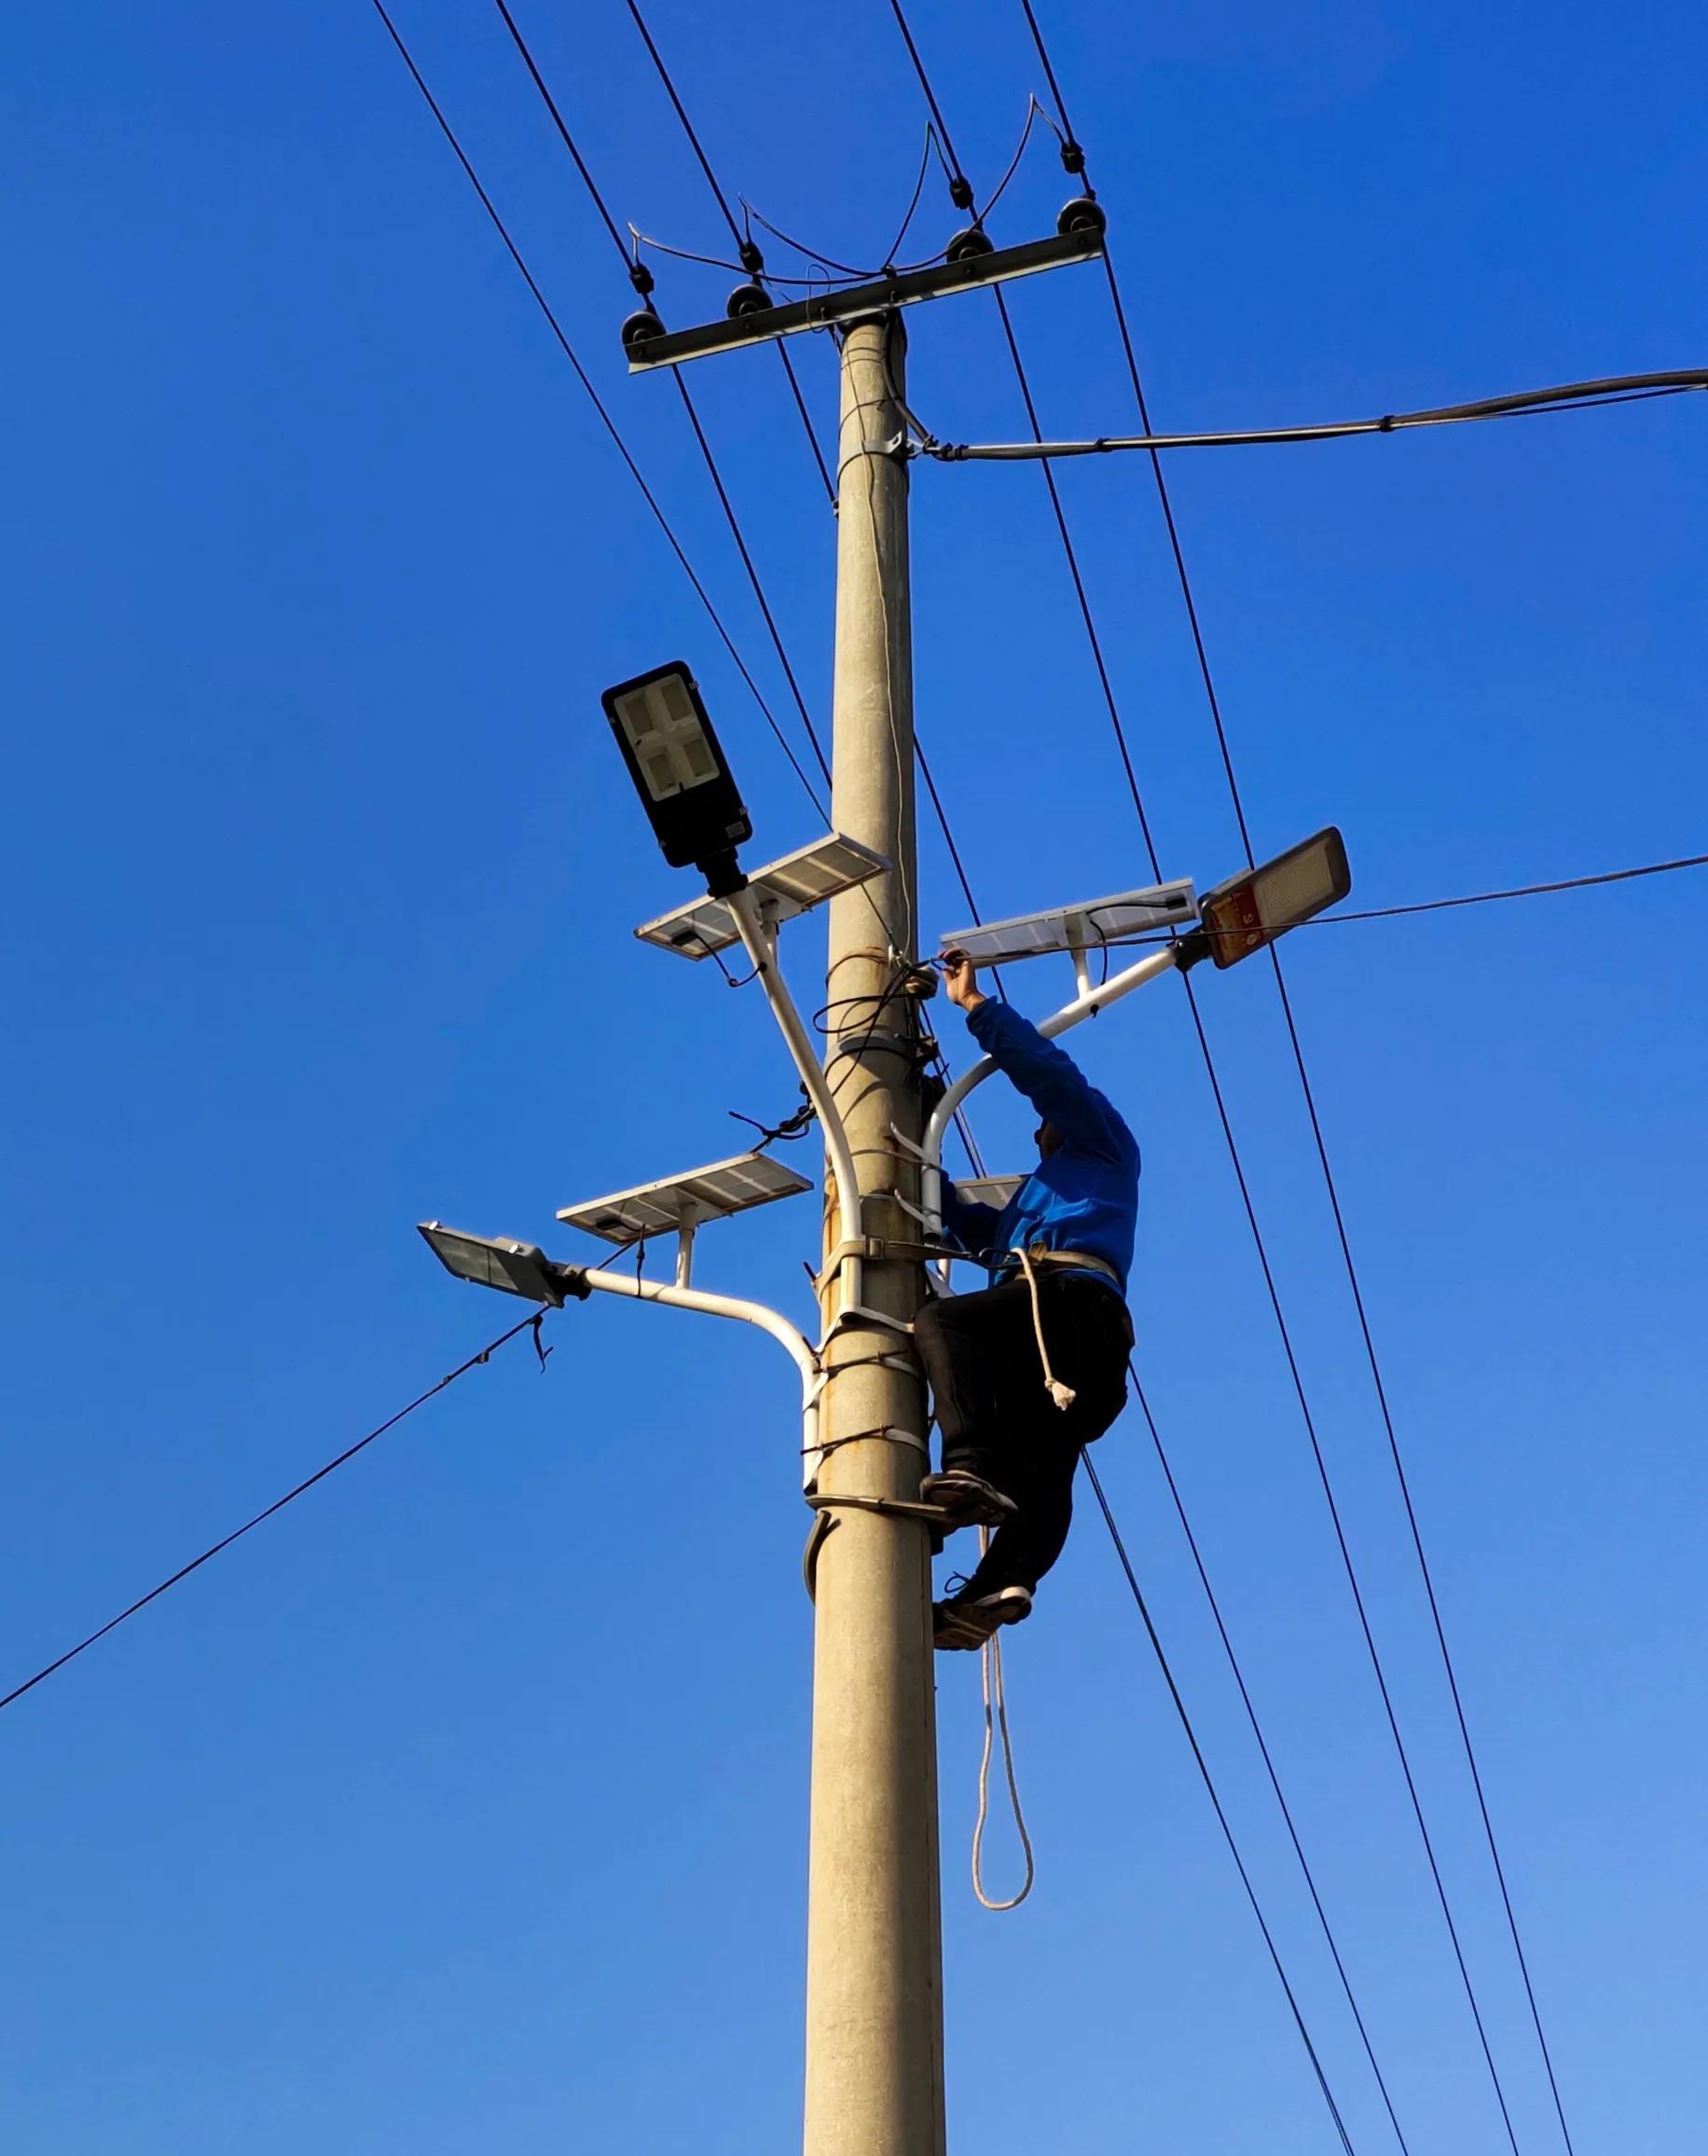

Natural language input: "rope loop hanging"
[970,1526,1035,1911]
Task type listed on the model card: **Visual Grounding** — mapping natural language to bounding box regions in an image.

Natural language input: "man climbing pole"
[915,949,1138,1651]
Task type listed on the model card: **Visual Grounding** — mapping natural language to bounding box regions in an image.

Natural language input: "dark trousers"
[914,1271,1133,1597]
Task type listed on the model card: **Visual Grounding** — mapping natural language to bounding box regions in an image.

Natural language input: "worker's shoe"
[918,1470,1017,1533]
[933,1583,1034,1652]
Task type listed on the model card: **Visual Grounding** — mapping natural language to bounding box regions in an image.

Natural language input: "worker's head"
[1036,1120,1064,1160]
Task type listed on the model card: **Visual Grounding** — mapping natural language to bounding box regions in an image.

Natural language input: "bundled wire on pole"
[921,368,1708,461]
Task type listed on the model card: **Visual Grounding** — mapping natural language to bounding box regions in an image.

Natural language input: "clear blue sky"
[4,0,1703,2149]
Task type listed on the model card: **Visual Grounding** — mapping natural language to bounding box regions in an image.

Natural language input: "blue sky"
[4,0,1704,2149]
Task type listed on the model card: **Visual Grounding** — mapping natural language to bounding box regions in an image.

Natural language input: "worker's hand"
[939,947,986,1014]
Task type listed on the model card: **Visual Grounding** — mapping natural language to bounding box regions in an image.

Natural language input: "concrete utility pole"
[805,313,946,2156]
[613,220,1108,2156]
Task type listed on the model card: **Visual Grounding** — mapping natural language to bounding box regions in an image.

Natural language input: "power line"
[487,0,1007,1062]
[883,13,1534,2145]
[920,368,1708,460]
[1014,8,1577,2147]
[365,0,828,816]
[0,1310,549,1718]
[1081,1451,1359,2156]
[1129,1363,1415,2154]
[1092,847,1708,953]
[616,0,838,504]
[489,0,833,777]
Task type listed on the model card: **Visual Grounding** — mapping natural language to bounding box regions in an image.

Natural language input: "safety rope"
[1014,1247,1076,1409]
[971,1524,1036,1912]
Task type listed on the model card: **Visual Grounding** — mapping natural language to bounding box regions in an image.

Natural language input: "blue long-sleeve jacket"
[939,998,1140,1292]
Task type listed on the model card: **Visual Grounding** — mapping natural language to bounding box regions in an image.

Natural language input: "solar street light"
[939,878,1197,969]
[1180,828,1351,970]
[635,834,891,960]
[417,1222,585,1306]
[601,661,753,896]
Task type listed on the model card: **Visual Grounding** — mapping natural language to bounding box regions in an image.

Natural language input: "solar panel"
[951,1175,1027,1214]
[940,878,1197,964]
[636,834,891,959]
[556,1149,813,1243]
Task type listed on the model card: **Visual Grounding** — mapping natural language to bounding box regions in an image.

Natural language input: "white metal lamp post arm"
[921,945,1179,1237]
[573,1263,821,1466]
[723,881,866,1314]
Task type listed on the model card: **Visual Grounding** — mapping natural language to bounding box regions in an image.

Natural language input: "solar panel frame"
[951,1174,1027,1214]
[556,1149,813,1243]
[939,878,1198,964]
[635,834,891,959]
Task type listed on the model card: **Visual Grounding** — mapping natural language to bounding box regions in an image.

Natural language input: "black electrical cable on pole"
[367,0,827,817]
[0,1309,548,1717]
[1013,10,1582,2148]
[1080,1452,1359,2156]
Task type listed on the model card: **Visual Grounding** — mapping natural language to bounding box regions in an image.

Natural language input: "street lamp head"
[600,661,752,896]
[1187,827,1351,970]
[418,1222,587,1306]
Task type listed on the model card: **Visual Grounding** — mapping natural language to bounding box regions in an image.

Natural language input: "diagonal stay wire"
[0,1309,548,1718]
[1129,1361,1413,2155]
[1014,10,1577,2134]
[368,0,826,816]
[1081,1449,1358,2156]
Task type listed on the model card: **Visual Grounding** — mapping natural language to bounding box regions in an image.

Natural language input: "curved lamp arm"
[573,1265,823,1481]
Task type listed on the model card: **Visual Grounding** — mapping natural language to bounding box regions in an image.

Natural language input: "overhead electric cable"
[0,1309,548,1717]
[883,0,975,210]
[875,12,1380,2138]
[489,0,833,774]
[616,0,837,504]
[1093,847,1708,949]
[882,16,1533,2146]
[1130,1362,1415,2154]
[920,368,1708,460]
[366,0,827,816]
[494,0,999,1057]
[1081,1452,1360,2156]
[1014,9,1578,2147]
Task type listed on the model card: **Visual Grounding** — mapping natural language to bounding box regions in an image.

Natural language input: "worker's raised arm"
[941,949,1137,1167]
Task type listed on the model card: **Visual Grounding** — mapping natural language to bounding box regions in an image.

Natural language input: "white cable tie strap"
[822,1303,916,1341]
[1015,1247,1076,1410]
[971,1526,1036,1912]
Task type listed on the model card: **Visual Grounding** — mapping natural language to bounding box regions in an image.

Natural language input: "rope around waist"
[996,1245,1123,1294]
